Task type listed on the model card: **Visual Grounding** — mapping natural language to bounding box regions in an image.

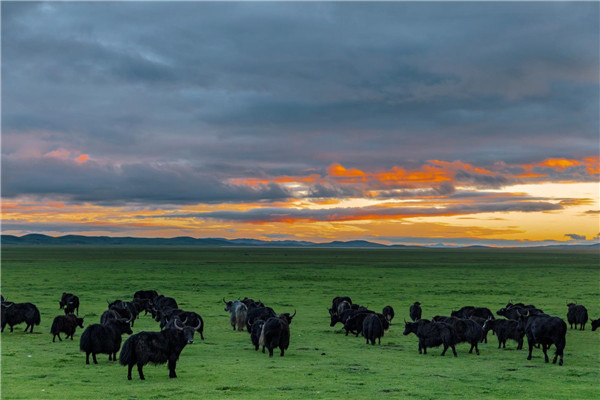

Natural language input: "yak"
[482,317,524,350]
[433,316,484,355]
[251,319,266,351]
[259,311,296,357]
[451,306,494,321]
[362,313,390,345]
[591,318,600,331]
[1,302,41,333]
[344,311,375,337]
[246,306,276,332]
[60,293,80,315]
[403,319,458,357]
[566,303,588,330]
[382,305,395,324]
[409,302,422,322]
[51,314,84,342]
[223,298,248,332]
[517,311,567,366]
[80,319,132,364]
[120,318,200,380]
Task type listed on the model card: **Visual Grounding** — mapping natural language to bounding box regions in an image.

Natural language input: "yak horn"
[291,309,297,318]
[194,318,202,330]
[174,318,184,330]
[222,297,227,304]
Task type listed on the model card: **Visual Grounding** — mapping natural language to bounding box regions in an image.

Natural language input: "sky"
[1,1,599,247]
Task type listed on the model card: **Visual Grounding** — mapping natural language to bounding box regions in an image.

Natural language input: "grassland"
[1,246,599,399]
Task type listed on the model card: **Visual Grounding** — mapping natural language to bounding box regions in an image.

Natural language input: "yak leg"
[127,364,134,380]
[280,346,285,357]
[56,334,62,342]
[268,346,274,358]
[542,344,549,363]
[526,339,534,361]
[474,342,479,355]
[441,344,448,356]
[168,359,177,378]
[451,345,457,357]
[137,363,146,380]
[92,353,98,364]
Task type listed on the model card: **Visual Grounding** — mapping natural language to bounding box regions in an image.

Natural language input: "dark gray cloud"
[565,233,586,241]
[2,2,598,204]
[149,201,562,223]
[1,156,291,204]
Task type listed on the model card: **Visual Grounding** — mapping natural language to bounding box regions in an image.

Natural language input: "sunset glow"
[2,2,598,247]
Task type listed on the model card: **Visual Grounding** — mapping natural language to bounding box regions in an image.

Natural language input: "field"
[1,245,599,399]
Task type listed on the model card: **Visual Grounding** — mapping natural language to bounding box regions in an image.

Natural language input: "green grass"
[1,246,599,399]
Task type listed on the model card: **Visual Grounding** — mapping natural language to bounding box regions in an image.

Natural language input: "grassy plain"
[1,245,599,399]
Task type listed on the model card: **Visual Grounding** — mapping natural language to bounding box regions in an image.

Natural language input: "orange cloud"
[76,154,89,163]
[327,164,367,181]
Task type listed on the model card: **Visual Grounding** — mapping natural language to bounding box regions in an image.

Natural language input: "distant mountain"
[0,234,386,248]
[1,234,599,249]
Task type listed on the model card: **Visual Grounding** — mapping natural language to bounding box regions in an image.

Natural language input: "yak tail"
[258,324,266,347]
[237,308,247,331]
[119,336,135,366]
[33,307,41,326]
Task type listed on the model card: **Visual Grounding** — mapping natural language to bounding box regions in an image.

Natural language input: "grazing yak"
[152,296,178,319]
[482,317,524,350]
[259,311,296,357]
[100,309,122,325]
[120,318,200,380]
[80,319,133,364]
[59,293,80,315]
[344,311,375,337]
[362,313,390,345]
[382,305,395,324]
[251,319,266,351]
[517,311,567,366]
[409,302,422,322]
[51,314,84,342]
[497,303,543,320]
[246,306,277,332]
[1,302,41,333]
[329,296,352,318]
[566,303,588,330]
[451,306,494,321]
[403,319,458,357]
[133,290,159,315]
[591,319,600,331]
[433,316,484,355]
[223,298,248,332]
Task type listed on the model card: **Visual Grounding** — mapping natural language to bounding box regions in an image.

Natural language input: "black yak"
[259,311,296,357]
[591,318,600,331]
[566,302,588,330]
[120,318,200,380]
[51,314,84,342]
[251,319,266,351]
[1,302,41,333]
[59,292,80,315]
[482,318,524,350]
[517,312,567,366]
[433,316,484,355]
[409,302,422,322]
[362,313,390,345]
[382,305,395,324]
[403,319,458,356]
[80,319,133,364]
[451,306,494,320]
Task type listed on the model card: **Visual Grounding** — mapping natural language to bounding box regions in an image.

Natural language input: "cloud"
[153,201,563,224]
[565,233,586,241]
